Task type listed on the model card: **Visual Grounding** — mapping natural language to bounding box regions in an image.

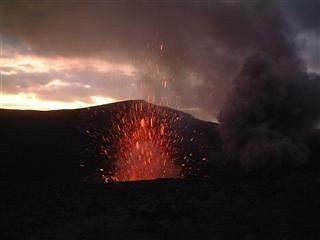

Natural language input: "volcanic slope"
[0,100,221,182]
[1,101,320,239]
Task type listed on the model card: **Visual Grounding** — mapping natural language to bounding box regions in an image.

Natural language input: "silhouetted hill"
[0,100,221,182]
[2,101,320,239]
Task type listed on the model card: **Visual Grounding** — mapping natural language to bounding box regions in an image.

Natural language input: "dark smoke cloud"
[217,1,320,169]
[285,0,320,32]
[2,0,316,118]
[219,53,320,168]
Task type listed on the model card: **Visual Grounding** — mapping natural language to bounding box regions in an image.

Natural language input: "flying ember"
[101,102,183,182]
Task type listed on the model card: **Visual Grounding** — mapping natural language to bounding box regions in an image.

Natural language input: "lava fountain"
[101,101,183,182]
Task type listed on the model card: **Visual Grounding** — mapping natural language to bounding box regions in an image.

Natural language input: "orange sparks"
[102,102,182,182]
[160,43,164,51]
[163,80,167,89]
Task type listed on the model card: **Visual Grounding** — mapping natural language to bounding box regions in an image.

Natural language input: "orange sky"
[0,41,137,110]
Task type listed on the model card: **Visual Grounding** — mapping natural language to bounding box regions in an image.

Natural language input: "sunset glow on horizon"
[0,40,137,111]
[0,93,118,111]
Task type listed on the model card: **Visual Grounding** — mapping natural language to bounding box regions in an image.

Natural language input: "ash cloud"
[285,0,320,32]
[219,54,320,168]
[218,0,320,168]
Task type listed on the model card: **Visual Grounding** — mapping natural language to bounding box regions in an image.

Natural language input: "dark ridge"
[0,100,221,183]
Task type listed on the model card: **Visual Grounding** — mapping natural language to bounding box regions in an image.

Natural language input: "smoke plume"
[218,1,320,168]
[219,53,320,168]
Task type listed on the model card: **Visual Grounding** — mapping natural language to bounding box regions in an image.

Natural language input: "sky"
[0,0,319,121]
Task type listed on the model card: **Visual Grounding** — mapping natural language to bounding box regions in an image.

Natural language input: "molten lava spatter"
[101,102,183,182]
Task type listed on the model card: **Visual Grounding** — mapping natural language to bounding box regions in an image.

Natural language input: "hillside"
[0,100,221,182]
[1,101,320,239]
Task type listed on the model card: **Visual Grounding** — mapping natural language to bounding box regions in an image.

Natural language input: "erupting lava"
[101,102,183,182]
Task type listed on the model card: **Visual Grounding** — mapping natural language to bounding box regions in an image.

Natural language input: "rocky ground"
[1,169,320,240]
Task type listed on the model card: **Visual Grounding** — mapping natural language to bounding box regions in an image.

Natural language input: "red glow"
[102,102,182,182]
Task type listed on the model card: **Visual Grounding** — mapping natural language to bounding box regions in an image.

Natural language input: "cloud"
[0,0,319,121]
[219,53,320,169]
[284,0,320,32]
[0,92,117,110]
[1,42,140,105]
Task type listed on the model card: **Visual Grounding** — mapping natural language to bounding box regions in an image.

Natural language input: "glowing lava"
[101,102,183,182]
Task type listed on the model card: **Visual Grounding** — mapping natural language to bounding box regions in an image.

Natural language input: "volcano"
[2,100,320,240]
[0,100,221,183]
